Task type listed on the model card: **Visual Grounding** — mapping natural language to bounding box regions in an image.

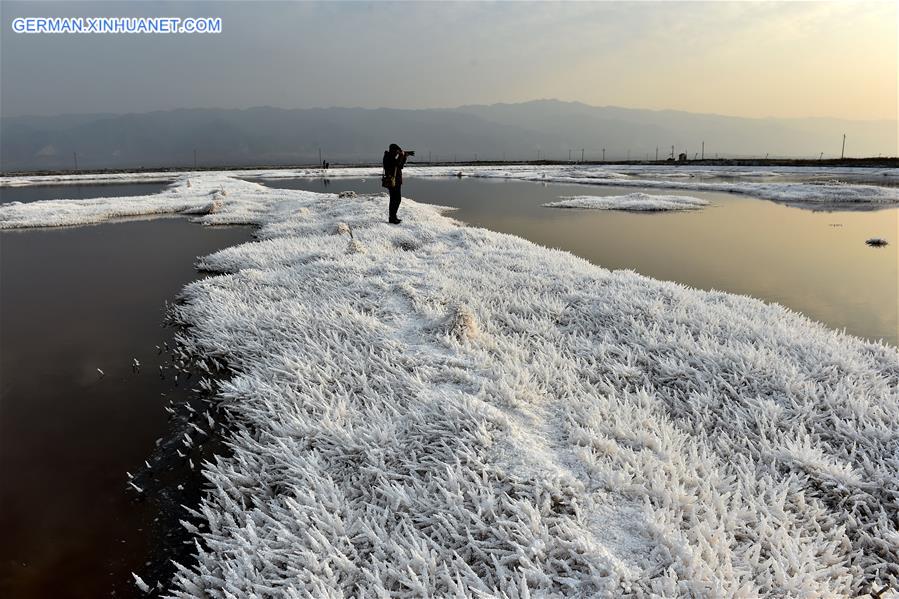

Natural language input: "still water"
[0,217,253,598]
[0,182,171,204]
[255,176,898,346]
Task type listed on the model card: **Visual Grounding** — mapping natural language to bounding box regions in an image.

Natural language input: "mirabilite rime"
[1,172,897,597]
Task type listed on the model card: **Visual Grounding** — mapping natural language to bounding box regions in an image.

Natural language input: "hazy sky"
[1,1,896,120]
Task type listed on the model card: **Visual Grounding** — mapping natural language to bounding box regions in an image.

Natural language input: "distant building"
[678,152,688,162]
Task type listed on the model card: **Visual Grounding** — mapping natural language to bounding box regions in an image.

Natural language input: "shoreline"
[3,157,898,179]
[129,333,242,597]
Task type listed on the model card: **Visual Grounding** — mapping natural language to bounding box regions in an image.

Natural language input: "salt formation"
[181,197,223,216]
[545,193,709,211]
[345,239,366,255]
[4,164,898,213]
[446,305,480,341]
[1,173,896,597]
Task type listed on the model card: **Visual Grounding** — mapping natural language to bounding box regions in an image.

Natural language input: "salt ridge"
[544,193,710,211]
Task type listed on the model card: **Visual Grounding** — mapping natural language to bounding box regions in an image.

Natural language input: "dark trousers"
[388,185,402,220]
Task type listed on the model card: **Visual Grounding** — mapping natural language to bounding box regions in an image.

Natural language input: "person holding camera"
[382,143,413,224]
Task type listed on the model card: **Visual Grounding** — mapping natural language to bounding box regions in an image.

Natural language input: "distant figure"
[382,143,414,224]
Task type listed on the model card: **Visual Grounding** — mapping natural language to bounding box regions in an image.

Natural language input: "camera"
[405,150,415,156]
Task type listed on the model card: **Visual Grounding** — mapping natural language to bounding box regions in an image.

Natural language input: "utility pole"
[841,134,846,159]
[73,152,78,171]
[819,152,824,160]
[701,141,705,160]
[671,145,675,159]
[581,148,584,163]
[602,148,606,162]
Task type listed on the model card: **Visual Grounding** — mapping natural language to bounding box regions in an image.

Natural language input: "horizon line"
[2,99,896,124]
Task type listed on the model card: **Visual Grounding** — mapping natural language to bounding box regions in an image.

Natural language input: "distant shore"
[3,156,897,178]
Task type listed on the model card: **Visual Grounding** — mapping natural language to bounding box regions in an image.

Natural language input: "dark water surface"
[256,176,898,346]
[0,218,253,598]
[0,183,172,205]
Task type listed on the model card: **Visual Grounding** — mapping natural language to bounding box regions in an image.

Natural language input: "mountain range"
[1,100,894,171]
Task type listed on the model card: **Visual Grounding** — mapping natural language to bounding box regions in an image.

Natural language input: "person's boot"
[388,217,402,224]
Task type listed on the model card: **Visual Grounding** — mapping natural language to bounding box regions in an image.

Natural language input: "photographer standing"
[382,143,413,224]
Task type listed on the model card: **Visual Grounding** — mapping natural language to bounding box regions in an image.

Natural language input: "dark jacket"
[383,150,407,186]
